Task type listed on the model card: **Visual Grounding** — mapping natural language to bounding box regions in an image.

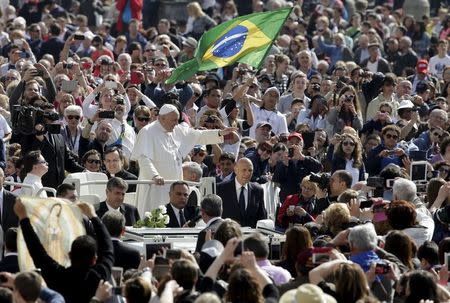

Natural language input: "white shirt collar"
[106,201,120,212]
[234,178,247,191]
[205,216,221,228]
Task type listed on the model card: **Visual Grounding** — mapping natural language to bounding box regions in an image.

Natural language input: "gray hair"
[101,210,125,237]
[348,223,378,251]
[117,53,132,64]
[430,108,448,122]
[64,105,83,117]
[393,178,416,203]
[182,161,203,181]
[106,177,128,192]
[200,194,223,217]
[400,36,412,47]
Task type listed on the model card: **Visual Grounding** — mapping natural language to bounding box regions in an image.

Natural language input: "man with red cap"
[407,59,440,94]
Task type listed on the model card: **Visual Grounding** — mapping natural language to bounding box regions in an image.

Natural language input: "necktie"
[179,209,186,227]
[239,187,246,215]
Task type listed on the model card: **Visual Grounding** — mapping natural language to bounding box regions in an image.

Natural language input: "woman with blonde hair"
[327,85,363,134]
[332,133,366,186]
[321,203,352,237]
[186,2,217,40]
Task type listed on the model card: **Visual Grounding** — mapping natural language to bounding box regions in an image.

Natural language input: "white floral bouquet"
[134,205,170,228]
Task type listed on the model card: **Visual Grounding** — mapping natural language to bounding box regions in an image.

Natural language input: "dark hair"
[101,210,126,237]
[417,241,439,266]
[4,228,17,252]
[124,277,152,303]
[20,150,42,179]
[334,170,353,188]
[219,152,236,163]
[225,266,264,303]
[49,23,61,36]
[439,137,450,156]
[106,177,128,192]
[384,230,416,270]
[386,200,417,229]
[169,180,189,192]
[438,237,450,264]
[426,178,446,206]
[81,149,101,165]
[56,183,76,198]
[104,146,125,161]
[200,194,222,217]
[243,233,269,259]
[282,226,312,262]
[214,219,242,246]
[14,271,42,301]
[70,235,97,268]
[405,270,440,303]
[171,259,198,290]
[0,287,12,303]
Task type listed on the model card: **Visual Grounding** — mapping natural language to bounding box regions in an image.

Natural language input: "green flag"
[166,7,292,84]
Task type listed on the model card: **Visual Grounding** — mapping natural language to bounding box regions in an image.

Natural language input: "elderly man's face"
[159,111,179,132]
[429,111,447,129]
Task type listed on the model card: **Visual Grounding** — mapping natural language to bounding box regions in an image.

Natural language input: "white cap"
[159,104,179,116]
[398,99,414,110]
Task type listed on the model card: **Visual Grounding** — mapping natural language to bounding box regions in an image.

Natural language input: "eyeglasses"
[433,132,442,138]
[145,49,156,52]
[385,134,398,140]
[380,110,391,114]
[86,159,101,164]
[154,63,167,67]
[342,141,355,146]
[37,160,48,165]
[5,77,17,81]
[66,115,80,120]
[137,116,150,122]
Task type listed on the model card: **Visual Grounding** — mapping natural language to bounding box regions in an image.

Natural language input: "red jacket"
[116,0,143,33]
[277,194,315,228]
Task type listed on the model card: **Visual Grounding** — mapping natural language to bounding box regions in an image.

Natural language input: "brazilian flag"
[166,7,293,84]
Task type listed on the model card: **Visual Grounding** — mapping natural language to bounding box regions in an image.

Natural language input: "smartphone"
[13,39,23,47]
[385,179,395,189]
[19,51,27,59]
[288,205,295,211]
[74,34,85,40]
[61,80,78,93]
[165,249,181,260]
[375,262,390,274]
[359,200,374,209]
[45,123,61,134]
[98,111,115,119]
[311,247,332,264]
[145,243,172,259]
[288,148,294,158]
[302,131,315,149]
[410,161,428,182]
[409,150,427,161]
[386,150,396,156]
[113,287,122,295]
[111,267,123,287]
[367,176,384,188]
[130,71,143,85]
[234,240,244,257]
[446,252,450,271]
[105,81,117,89]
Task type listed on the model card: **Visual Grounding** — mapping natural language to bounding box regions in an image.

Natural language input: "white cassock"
[132,121,223,216]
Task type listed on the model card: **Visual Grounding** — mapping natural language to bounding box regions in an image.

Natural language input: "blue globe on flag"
[212,25,248,58]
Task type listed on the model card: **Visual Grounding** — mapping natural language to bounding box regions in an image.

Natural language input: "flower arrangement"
[134,205,170,228]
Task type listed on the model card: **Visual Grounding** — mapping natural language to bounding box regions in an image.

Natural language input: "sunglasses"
[260,146,272,153]
[433,132,442,138]
[66,115,80,120]
[385,134,398,140]
[38,160,48,165]
[342,141,355,146]
[145,49,156,52]
[137,116,150,122]
[86,159,101,164]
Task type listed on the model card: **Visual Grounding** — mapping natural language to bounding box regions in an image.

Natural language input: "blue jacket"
[365,143,404,176]
[413,131,431,151]
[246,150,270,184]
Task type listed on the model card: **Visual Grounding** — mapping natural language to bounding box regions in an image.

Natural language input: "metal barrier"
[4,180,57,197]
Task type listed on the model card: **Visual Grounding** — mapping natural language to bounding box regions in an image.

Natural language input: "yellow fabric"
[17,197,86,271]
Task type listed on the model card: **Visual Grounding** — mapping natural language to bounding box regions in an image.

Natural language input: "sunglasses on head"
[137,116,150,122]
[385,133,398,140]
[86,159,101,164]
[67,115,80,120]
[342,140,355,146]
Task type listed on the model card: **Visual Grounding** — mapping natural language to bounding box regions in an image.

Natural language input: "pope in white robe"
[132,104,235,216]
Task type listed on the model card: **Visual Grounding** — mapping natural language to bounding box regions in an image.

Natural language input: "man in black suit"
[0,228,19,273]
[0,168,18,232]
[166,181,198,228]
[14,199,114,303]
[217,157,267,228]
[96,177,140,226]
[101,210,140,271]
[194,194,224,253]
[360,43,391,74]
[30,103,84,191]
[104,147,138,192]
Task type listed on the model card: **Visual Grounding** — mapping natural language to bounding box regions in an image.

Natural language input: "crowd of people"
[0,0,448,302]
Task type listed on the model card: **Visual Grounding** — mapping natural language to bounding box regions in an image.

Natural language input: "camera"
[309,172,330,190]
[412,106,418,112]
[345,95,353,102]
[100,59,111,65]
[62,63,73,69]
[311,83,321,91]
[375,262,390,274]
[12,105,59,135]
